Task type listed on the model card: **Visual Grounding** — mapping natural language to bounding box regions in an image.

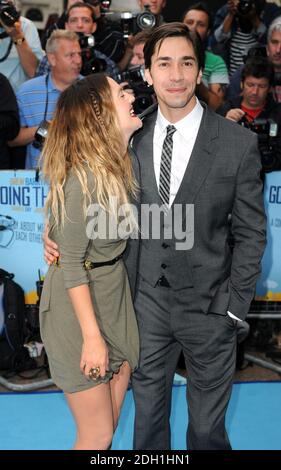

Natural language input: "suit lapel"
[173,104,219,207]
[133,113,163,205]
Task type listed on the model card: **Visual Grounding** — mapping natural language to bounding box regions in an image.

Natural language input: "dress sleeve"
[56,172,95,289]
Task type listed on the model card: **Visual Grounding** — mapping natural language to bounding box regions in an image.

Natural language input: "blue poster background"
[0,170,48,303]
[256,171,281,301]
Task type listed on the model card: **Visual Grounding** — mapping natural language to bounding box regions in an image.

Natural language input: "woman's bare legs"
[65,361,131,450]
[66,383,114,450]
[110,361,131,430]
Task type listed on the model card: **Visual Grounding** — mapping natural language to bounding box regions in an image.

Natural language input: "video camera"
[120,5,157,39]
[0,0,20,27]
[117,65,155,115]
[77,33,107,76]
[239,116,280,171]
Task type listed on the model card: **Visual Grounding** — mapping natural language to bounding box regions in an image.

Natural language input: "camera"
[239,116,280,171]
[0,0,20,27]
[117,65,155,115]
[79,33,95,49]
[77,33,107,76]
[32,120,49,151]
[120,5,157,38]
[237,0,254,15]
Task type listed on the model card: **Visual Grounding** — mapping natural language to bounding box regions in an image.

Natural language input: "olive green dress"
[39,171,139,393]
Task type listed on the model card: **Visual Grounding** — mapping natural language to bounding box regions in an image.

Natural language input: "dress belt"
[53,250,125,270]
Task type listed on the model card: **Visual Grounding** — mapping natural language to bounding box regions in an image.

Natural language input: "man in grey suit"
[127,22,266,450]
[44,23,266,450]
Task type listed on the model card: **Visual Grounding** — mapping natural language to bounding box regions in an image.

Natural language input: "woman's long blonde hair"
[42,73,138,230]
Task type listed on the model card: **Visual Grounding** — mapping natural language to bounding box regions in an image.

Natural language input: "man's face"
[267,31,281,70]
[48,39,82,84]
[65,7,96,35]
[131,42,145,66]
[138,0,166,15]
[242,76,270,109]
[183,9,210,41]
[145,36,202,121]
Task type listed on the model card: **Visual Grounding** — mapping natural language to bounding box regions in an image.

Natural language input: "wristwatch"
[14,37,25,45]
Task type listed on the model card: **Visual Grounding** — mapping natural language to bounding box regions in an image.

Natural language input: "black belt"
[53,251,124,270]
[84,252,124,270]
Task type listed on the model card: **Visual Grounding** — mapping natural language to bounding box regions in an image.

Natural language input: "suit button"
[161,263,167,269]
[162,243,170,249]
[157,275,170,287]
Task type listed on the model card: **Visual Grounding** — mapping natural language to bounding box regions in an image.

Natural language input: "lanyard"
[43,73,50,121]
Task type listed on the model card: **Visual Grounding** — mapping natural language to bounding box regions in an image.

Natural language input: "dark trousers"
[132,276,237,450]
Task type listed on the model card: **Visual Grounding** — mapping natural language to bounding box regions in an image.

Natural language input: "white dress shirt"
[153,97,203,207]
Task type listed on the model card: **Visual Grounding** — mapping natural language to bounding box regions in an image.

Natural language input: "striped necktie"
[159,124,176,207]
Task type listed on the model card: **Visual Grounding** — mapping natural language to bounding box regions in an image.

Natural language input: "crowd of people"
[1,0,280,451]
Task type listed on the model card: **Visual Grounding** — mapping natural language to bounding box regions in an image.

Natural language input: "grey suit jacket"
[125,103,266,321]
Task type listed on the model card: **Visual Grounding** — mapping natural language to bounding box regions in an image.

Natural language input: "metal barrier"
[244,302,281,375]
[0,375,53,392]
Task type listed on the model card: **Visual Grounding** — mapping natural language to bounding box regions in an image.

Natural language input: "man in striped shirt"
[211,0,281,75]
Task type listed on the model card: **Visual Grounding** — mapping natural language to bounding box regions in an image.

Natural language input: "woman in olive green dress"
[39,74,142,450]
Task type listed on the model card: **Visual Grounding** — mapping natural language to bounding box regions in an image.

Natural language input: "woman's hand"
[43,223,60,264]
[80,334,109,380]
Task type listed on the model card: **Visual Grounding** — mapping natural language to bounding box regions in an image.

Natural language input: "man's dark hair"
[242,57,275,86]
[182,2,213,32]
[65,2,96,23]
[144,22,205,71]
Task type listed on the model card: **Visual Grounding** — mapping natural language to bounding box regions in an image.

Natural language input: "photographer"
[56,1,125,64]
[218,57,281,172]
[138,0,166,22]
[37,2,119,80]
[211,1,281,75]
[117,30,156,115]
[227,16,281,103]
[0,0,43,91]
[117,2,164,72]
[8,30,82,169]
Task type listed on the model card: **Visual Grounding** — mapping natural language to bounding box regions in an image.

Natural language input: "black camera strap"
[43,73,50,121]
[0,36,13,63]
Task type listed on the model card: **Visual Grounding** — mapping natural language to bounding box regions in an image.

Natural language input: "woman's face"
[107,77,143,143]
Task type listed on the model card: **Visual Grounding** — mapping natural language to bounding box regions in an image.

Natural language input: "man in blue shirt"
[8,29,82,169]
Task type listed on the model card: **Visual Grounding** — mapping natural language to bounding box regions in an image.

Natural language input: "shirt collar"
[156,97,203,142]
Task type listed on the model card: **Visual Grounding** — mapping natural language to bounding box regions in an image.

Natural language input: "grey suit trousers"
[131,276,237,450]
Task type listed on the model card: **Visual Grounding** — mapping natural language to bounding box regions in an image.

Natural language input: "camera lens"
[238,0,253,15]
[0,2,20,27]
[136,11,156,30]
